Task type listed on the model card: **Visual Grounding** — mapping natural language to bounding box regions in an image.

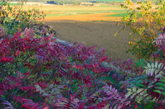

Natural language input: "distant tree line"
[7,0,165,5]
[7,0,124,6]
[9,0,125,3]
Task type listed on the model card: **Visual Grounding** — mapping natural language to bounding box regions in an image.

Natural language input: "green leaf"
[48,100,52,104]
[137,7,141,10]
[162,92,165,96]
[120,4,124,7]
[153,90,161,94]
[131,93,136,99]
[136,88,144,93]
[156,87,164,90]
[136,83,145,88]
[145,102,156,109]
[125,91,133,98]
[160,78,165,83]
[155,82,165,87]
[50,96,54,100]
[20,67,28,73]
[127,88,131,92]
[82,96,87,100]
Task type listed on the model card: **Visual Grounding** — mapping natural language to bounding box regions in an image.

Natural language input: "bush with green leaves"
[0,0,47,36]
[116,0,165,61]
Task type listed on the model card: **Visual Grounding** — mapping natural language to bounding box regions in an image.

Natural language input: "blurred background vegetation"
[7,0,165,6]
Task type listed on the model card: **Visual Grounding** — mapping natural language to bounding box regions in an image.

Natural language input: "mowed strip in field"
[8,4,125,22]
[41,13,122,22]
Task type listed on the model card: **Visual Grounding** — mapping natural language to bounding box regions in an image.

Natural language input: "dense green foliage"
[0,0,47,36]
[116,0,165,62]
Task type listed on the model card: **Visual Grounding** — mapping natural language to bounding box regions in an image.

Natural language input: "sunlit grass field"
[19,3,127,18]
[6,3,127,21]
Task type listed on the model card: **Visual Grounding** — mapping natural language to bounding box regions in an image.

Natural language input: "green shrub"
[0,0,46,36]
[116,0,165,62]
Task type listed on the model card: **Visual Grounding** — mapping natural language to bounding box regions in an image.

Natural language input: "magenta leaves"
[0,26,125,109]
[0,25,165,109]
